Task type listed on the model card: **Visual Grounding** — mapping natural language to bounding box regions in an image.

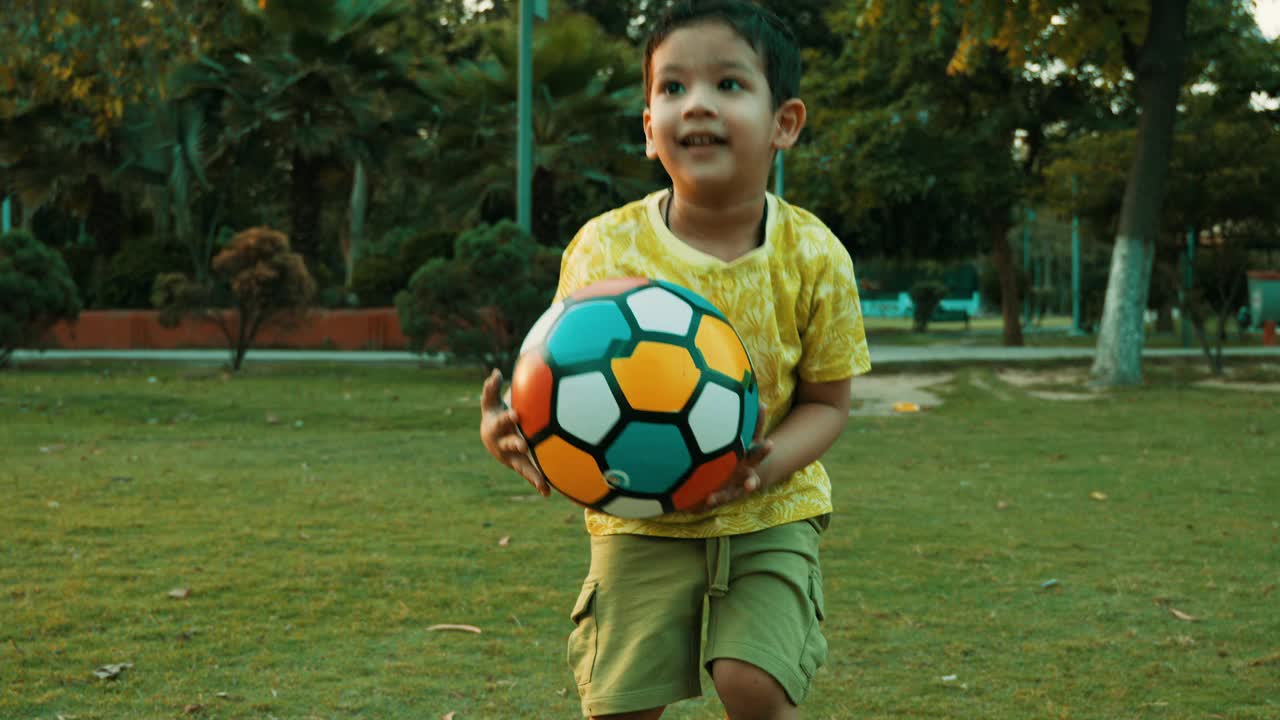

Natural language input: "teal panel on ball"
[654,280,725,321]
[604,422,691,495]
[547,300,632,366]
[739,381,760,451]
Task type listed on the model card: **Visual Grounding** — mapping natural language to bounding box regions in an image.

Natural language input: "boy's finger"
[746,439,772,465]
[511,457,550,496]
[480,369,504,411]
[498,434,528,455]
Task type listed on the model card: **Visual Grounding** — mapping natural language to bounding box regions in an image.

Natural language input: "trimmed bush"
[0,230,81,366]
[395,221,560,372]
[153,227,316,371]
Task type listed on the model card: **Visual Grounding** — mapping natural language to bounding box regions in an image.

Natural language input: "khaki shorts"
[566,517,828,717]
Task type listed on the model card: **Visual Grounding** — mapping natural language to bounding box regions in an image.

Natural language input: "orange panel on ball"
[695,316,751,381]
[612,341,699,412]
[536,435,610,505]
[570,277,649,300]
[672,451,739,510]
[511,352,553,438]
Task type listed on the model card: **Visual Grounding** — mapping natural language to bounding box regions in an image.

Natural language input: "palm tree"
[422,12,656,245]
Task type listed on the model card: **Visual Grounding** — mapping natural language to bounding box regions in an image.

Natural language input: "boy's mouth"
[679,133,726,147]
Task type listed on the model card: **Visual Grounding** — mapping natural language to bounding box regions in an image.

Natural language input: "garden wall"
[45,309,410,351]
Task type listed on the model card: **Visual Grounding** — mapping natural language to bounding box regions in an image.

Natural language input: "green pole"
[1022,208,1034,326]
[517,0,546,232]
[1071,176,1082,334]
[773,151,784,198]
[1,196,10,233]
[1181,226,1195,346]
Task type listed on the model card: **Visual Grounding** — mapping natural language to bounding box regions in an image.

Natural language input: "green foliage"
[152,227,316,370]
[349,254,406,307]
[0,230,81,365]
[98,237,190,309]
[909,280,949,332]
[395,221,559,371]
[421,11,655,244]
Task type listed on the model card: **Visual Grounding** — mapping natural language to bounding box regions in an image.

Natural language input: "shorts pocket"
[799,569,827,680]
[566,581,599,687]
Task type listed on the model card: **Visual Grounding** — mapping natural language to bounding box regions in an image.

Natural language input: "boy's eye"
[718,78,743,91]
[661,81,685,95]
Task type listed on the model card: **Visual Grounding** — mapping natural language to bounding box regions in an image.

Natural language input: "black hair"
[642,0,801,109]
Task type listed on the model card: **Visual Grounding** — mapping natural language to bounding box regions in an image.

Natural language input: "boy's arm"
[703,376,851,508]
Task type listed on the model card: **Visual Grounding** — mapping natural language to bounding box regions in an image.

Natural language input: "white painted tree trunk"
[1089,0,1188,387]
[1090,236,1153,385]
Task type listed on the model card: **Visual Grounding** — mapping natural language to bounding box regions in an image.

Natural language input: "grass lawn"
[2,360,1277,719]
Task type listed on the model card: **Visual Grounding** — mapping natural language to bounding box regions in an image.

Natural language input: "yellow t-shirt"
[555,189,871,538]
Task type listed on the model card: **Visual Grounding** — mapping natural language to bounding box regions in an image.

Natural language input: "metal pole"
[1022,208,1034,326]
[1181,226,1195,346]
[1071,176,1082,334]
[773,151,784,198]
[516,0,535,232]
[1,196,10,233]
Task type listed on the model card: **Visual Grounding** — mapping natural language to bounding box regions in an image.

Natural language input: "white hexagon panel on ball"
[556,371,621,445]
[687,382,742,455]
[626,287,694,336]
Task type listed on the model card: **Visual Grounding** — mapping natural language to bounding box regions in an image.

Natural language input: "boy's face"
[643,20,803,201]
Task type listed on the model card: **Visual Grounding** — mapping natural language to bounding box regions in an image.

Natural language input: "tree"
[897,0,1198,384]
[153,227,315,371]
[796,4,1095,345]
[395,221,560,373]
[421,12,654,246]
[0,230,81,367]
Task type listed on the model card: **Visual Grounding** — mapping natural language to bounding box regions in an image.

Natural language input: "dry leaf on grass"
[168,588,191,599]
[498,536,511,547]
[1169,607,1198,622]
[183,704,203,714]
[442,713,457,720]
[1089,491,1108,501]
[428,624,482,634]
[93,663,132,680]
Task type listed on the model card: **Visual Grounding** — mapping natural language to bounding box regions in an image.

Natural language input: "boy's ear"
[771,98,807,150]
[643,107,659,159]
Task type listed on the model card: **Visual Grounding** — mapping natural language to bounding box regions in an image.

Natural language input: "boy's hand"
[480,369,550,497]
[694,400,772,511]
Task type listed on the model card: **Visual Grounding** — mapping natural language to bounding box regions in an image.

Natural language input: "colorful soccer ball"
[510,277,760,518]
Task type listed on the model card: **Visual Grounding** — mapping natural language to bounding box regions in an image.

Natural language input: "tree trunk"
[1091,0,1189,386]
[344,158,369,289]
[991,214,1024,346]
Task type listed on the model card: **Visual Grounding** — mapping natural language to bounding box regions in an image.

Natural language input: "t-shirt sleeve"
[553,219,604,303]
[798,234,872,382]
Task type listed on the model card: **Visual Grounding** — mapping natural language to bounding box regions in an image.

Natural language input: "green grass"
[2,361,1278,719]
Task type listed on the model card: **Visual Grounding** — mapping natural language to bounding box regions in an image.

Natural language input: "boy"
[480,2,870,717]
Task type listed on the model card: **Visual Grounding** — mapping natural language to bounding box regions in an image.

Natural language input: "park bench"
[929,306,970,329]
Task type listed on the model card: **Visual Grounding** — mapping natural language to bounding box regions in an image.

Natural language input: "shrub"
[350,254,407,307]
[0,230,81,366]
[153,227,316,371]
[99,237,190,308]
[395,221,560,372]
[909,280,949,332]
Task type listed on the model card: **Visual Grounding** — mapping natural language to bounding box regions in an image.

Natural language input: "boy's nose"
[681,85,718,118]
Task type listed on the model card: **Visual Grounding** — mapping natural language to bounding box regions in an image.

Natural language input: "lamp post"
[517,0,547,233]
[1071,175,1083,334]
[773,151,784,198]
[1,196,10,233]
